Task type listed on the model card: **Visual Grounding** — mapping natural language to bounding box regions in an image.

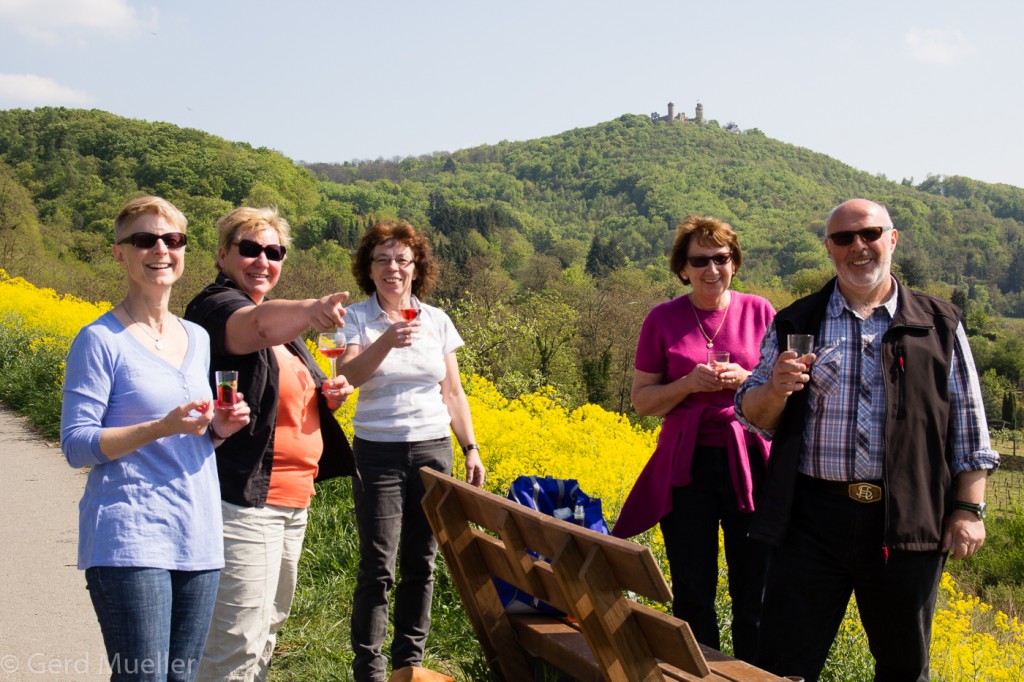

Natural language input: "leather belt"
[799,475,883,504]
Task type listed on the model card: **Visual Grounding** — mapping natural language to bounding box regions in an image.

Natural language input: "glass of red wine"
[399,305,419,321]
[317,331,347,386]
[215,370,238,409]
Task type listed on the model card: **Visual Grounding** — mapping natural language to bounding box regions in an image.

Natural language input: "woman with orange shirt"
[184,206,357,680]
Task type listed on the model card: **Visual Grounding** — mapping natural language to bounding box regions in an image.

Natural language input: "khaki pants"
[196,501,307,682]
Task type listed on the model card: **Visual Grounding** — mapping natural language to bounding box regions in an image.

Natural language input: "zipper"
[896,347,906,419]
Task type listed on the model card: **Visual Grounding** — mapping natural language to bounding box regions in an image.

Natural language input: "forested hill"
[1,106,1023,414]
[305,114,1024,315]
[2,107,1023,312]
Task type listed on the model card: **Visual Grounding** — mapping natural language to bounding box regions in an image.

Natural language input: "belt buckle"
[847,482,882,503]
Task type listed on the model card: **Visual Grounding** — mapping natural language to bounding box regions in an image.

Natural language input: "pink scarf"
[611,403,769,539]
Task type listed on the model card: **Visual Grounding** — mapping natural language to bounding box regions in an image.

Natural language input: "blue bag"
[494,475,609,614]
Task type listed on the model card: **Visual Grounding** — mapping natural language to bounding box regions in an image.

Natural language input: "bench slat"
[419,468,784,682]
[423,480,534,681]
[431,471,671,600]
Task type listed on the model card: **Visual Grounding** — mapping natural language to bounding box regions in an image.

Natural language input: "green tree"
[0,161,42,276]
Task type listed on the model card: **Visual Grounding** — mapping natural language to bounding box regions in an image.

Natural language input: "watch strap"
[953,501,986,519]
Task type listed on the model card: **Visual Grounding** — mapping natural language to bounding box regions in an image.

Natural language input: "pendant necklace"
[122,302,167,350]
[689,294,731,349]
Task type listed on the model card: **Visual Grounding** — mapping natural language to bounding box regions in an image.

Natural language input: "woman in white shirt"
[338,220,484,682]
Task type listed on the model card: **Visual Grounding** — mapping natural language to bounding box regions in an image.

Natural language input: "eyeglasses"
[687,253,732,268]
[234,239,286,261]
[117,232,188,249]
[372,256,414,267]
[827,226,893,247]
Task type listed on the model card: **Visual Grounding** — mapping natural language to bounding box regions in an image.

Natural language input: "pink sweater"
[612,292,775,539]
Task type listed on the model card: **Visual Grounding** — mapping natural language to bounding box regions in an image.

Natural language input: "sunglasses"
[687,253,732,268]
[234,239,286,261]
[827,226,893,247]
[117,232,188,249]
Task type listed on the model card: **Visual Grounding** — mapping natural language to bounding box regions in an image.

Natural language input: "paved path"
[0,405,107,681]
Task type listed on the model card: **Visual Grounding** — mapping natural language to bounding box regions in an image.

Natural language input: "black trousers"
[756,478,945,682]
[659,445,768,663]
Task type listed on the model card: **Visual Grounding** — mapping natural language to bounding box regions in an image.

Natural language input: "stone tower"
[667,102,675,120]
[695,102,704,124]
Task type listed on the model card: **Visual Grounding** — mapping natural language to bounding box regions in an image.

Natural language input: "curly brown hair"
[352,220,437,298]
[668,215,743,285]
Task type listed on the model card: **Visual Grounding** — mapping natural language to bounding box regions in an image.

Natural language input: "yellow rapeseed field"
[3,270,1022,679]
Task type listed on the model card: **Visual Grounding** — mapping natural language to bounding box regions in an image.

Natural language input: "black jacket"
[185,273,356,507]
[750,278,963,551]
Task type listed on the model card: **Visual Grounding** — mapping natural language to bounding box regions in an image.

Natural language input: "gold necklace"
[689,294,731,349]
[122,302,167,350]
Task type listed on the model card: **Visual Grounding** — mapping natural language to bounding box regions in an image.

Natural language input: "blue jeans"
[86,567,220,682]
[350,436,453,682]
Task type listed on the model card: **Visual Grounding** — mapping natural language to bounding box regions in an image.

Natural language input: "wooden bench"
[419,468,784,682]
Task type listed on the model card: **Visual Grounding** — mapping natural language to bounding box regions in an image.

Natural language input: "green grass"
[268,478,489,681]
[986,455,1024,515]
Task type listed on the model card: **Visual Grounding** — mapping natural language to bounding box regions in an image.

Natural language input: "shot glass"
[215,370,238,409]
[787,334,815,357]
[707,350,730,367]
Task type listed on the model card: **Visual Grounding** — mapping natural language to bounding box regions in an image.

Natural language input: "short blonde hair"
[215,206,291,254]
[114,196,187,241]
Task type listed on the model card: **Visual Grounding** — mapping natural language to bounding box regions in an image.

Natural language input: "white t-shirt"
[343,293,464,442]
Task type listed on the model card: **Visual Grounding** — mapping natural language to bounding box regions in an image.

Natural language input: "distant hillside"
[1,107,1023,315]
[306,114,1024,313]
[1,106,1023,414]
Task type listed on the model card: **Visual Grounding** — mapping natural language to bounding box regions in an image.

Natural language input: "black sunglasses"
[117,232,188,249]
[234,239,286,261]
[687,253,732,268]
[827,226,893,247]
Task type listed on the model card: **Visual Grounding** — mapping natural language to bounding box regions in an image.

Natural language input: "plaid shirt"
[736,282,998,480]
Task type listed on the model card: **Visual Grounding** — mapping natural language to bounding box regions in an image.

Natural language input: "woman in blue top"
[61,196,250,682]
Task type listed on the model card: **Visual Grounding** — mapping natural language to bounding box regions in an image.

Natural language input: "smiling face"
[682,239,735,309]
[369,239,417,308]
[113,212,185,291]
[217,227,284,304]
[824,199,898,304]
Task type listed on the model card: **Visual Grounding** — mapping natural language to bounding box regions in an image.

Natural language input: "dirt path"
[0,405,107,681]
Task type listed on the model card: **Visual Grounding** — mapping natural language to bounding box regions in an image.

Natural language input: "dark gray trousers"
[350,436,452,682]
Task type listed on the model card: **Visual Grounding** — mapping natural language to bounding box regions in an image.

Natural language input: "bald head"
[826,199,893,236]
[823,198,898,309]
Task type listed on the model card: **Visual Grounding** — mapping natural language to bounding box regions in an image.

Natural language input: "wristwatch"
[462,443,479,456]
[953,501,987,519]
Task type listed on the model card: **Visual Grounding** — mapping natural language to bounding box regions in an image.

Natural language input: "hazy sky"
[2,0,1022,188]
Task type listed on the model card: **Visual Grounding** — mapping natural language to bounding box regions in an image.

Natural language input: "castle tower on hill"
[651,101,703,124]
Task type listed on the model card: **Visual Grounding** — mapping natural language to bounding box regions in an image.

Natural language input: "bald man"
[735,199,998,681]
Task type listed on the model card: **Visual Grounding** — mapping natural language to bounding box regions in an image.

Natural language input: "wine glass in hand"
[317,331,347,391]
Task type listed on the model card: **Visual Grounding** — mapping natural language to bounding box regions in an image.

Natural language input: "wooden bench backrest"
[420,468,730,681]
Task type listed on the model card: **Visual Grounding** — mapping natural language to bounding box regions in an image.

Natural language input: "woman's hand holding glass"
[388,317,420,349]
[209,394,251,440]
[322,374,354,410]
[159,396,251,440]
[688,361,727,393]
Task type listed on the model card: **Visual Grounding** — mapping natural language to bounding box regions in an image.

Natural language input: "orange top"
[266,345,323,508]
